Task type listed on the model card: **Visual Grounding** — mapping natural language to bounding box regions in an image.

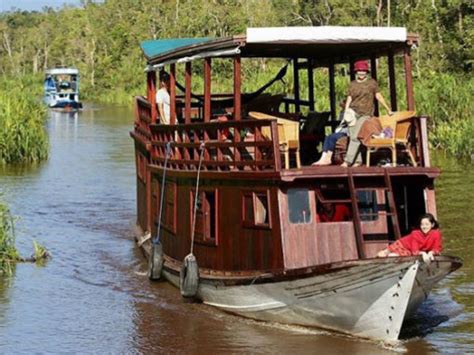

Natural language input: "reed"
[0,76,49,164]
[0,201,19,275]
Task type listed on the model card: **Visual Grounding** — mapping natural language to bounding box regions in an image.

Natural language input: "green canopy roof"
[141,38,213,60]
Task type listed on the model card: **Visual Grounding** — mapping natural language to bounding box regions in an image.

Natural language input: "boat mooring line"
[190,142,206,256]
[154,142,172,245]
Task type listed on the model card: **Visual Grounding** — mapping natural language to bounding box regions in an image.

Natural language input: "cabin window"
[287,189,311,224]
[190,189,218,245]
[316,199,352,223]
[242,191,271,228]
[356,190,379,221]
[315,183,353,223]
[161,182,177,233]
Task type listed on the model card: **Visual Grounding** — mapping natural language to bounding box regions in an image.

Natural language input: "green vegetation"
[0,0,472,157]
[0,200,50,275]
[0,201,19,275]
[32,239,49,265]
[0,76,49,164]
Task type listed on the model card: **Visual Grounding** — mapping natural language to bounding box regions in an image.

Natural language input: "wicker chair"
[365,111,417,167]
[249,111,301,169]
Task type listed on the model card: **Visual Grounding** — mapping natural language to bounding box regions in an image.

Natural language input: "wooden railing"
[134,96,152,140]
[149,120,281,172]
[134,95,431,170]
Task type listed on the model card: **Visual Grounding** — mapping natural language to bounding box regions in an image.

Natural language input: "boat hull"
[160,255,460,342]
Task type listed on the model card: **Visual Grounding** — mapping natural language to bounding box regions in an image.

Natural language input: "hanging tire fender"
[148,241,164,281]
[180,253,200,298]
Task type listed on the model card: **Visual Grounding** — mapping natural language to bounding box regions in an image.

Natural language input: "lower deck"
[135,156,438,274]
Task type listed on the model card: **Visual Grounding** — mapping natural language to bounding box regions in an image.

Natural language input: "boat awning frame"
[142,26,419,67]
[145,46,241,72]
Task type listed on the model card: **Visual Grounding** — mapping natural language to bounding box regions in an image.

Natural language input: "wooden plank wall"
[156,177,284,271]
[135,145,149,233]
[278,189,358,269]
[137,179,147,232]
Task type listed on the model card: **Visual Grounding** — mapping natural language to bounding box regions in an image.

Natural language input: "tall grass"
[415,73,474,158]
[0,76,49,164]
[0,201,19,275]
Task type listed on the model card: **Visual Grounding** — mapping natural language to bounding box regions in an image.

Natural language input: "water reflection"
[0,107,471,353]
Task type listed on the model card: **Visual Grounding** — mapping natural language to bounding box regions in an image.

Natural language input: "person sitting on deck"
[312,100,348,166]
[156,71,171,125]
[341,60,392,167]
[377,213,442,262]
[317,203,352,222]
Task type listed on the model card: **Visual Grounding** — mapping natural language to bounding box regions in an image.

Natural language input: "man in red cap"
[341,60,392,167]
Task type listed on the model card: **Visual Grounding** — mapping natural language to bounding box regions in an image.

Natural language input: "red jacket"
[399,229,443,254]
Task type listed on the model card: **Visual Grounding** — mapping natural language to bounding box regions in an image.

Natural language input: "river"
[0,106,472,354]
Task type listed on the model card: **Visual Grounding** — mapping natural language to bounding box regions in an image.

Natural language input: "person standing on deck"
[341,60,392,167]
[156,71,171,125]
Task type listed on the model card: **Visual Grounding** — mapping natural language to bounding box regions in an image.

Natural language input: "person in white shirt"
[156,71,170,124]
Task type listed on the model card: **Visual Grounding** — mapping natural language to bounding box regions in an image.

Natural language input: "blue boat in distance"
[44,67,83,111]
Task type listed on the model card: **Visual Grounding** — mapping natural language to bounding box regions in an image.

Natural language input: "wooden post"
[388,50,397,112]
[147,71,157,124]
[404,46,415,111]
[293,58,300,113]
[185,62,192,124]
[233,56,241,120]
[169,63,176,125]
[328,62,336,121]
[270,121,282,172]
[349,58,355,81]
[370,55,379,116]
[204,58,212,122]
[307,59,315,112]
[420,116,431,167]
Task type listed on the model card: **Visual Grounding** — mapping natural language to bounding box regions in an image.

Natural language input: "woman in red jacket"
[377,213,442,261]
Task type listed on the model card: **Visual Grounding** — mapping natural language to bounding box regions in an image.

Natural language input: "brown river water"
[0,106,472,354]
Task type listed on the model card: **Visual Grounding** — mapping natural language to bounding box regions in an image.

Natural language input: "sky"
[0,0,83,12]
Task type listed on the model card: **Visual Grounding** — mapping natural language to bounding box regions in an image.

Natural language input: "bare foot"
[312,159,331,166]
[340,162,349,167]
[352,162,362,167]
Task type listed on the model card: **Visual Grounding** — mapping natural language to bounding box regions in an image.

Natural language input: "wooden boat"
[44,67,83,111]
[131,27,462,342]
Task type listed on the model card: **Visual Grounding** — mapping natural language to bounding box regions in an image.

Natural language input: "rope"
[190,142,206,255]
[154,142,172,245]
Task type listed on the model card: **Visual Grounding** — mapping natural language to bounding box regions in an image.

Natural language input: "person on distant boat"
[377,213,442,262]
[317,203,352,222]
[156,71,171,124]
[341,60,392,167]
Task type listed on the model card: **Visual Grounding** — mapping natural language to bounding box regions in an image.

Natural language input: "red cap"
[354,60,369,72]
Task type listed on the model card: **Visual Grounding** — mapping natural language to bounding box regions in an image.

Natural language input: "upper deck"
[132,26,433,178]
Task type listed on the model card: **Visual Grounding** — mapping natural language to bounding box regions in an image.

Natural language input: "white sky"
[0,0,83,12]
